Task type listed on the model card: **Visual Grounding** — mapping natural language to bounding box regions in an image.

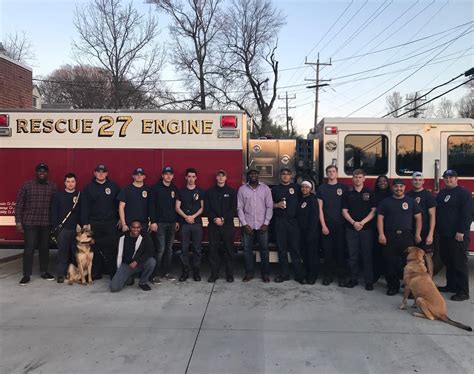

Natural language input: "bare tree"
[385,91,403,117]
[73,0,165,109]
[1,31,35,65]
[436,97,454,118]
[456,93,474,118]
[148,0,222,109]
[209,0,285,136]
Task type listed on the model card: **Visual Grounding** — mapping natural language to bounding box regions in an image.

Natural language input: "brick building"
[0,52,33,108]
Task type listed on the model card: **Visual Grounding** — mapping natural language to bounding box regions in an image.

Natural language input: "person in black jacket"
[110,221,156,292]
[272,168,306,284]
[436,169,473,302]
[296,181,320,284]
[51,173,81,283]
[81,164,120,279]
[205,170,237,283]
[149,166,179,283]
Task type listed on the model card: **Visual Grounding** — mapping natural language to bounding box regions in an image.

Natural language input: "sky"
[1,0,473,136]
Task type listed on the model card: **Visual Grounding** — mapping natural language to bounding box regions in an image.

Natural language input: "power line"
[345,25,473,116]
[395,78,473,117]
[383,69,471,117]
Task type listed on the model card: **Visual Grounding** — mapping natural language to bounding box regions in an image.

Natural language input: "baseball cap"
[133,167,145,175]
[35,163,49,171]
[392,178,405,186]
[162,166,174,174]
[95,164,108,172]
[442,169,458,177]
[216,169,227,176]
[412,171,423,179]
[247,168,260,175]
[280,167,292,174]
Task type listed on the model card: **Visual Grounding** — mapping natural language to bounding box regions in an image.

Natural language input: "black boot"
[179,266,189,282]
[193,268,201,282]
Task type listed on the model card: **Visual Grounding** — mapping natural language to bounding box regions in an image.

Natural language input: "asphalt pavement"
[0,251,473,374]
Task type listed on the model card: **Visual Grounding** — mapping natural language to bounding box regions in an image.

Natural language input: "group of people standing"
[15,162,471,301]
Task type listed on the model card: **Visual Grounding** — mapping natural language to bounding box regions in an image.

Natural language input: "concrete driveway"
[0,252,473,374]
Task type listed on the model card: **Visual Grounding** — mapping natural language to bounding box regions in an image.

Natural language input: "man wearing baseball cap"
[436,169,472,301]
[406,172,437,276]
[149,166,179,283]
[81,164,120,279]
[16,163,57,285]
[377,179,422,295]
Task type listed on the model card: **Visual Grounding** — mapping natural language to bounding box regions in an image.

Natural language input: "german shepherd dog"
[67,227,94,285]
[400,247,472,331]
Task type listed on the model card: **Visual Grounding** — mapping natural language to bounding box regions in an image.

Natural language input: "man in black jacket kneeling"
[110,220,156,292]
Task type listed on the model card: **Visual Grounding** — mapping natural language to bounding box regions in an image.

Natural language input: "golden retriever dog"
[400,247,471,331]
[67,227,94,285]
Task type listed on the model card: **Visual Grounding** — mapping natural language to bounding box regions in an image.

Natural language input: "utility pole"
[278,91,296,137]
[405,91,426,118]
[305,54,331,132]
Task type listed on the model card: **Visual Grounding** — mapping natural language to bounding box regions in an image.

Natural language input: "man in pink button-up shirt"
[237,169,273,282]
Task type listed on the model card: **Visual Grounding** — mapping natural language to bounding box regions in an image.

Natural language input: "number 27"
[98,116,132,137]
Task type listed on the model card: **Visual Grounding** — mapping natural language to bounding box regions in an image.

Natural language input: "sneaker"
[450,293,469,302]
[226,275,234,283]
[365,283,374,291]
[322,278,332,286]
[208,275,218,283]
[151,277,162,285]
[139,284,152,291]
[386,288,399,296]
[164,273,176,281]
[57,276,65,284]
[262,275,270,283]
[242,274,254,282]
[274,275,290,283]
[345,279,358,288]
[19,276,30,286]
[294,277,307,285]
[437,285,455,293]
[41,272,55,281]
[306,278,316,285]
[179,273,188,282]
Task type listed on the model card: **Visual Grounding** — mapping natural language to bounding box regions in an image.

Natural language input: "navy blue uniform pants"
[275,217,304,278]
[439,235,470,296]
[383,231,413,290]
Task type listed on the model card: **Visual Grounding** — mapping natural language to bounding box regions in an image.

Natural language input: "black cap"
[216,169,227,176]
[95,164,108,172]
[442,169,458,178]
[280,167,292,174]
[247,168,259,175]
[392,178,405,186]
[133,167,145,175]
[162,166,174,174]
[35,163,49,171]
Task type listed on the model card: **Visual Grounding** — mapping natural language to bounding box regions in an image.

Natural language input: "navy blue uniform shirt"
[342,187,376,230]
[51,190,81,229]
[377,195,421,232]
[149,180,178,224]
[316,183,348,224]
[81,178,120,224]
[296,193,319,230]
[272,183,300,219]
[117,184,149,225]
[406,189,437,237]
[436,186,472,237]
[177,186,205,224]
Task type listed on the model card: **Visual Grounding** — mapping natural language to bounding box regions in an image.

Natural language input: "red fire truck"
[1,111,473,259]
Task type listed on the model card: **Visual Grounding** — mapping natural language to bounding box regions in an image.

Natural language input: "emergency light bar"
[221,116,237,128]
[0,114,11,137]
[325,126,338,135]
[0,114,9,126]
